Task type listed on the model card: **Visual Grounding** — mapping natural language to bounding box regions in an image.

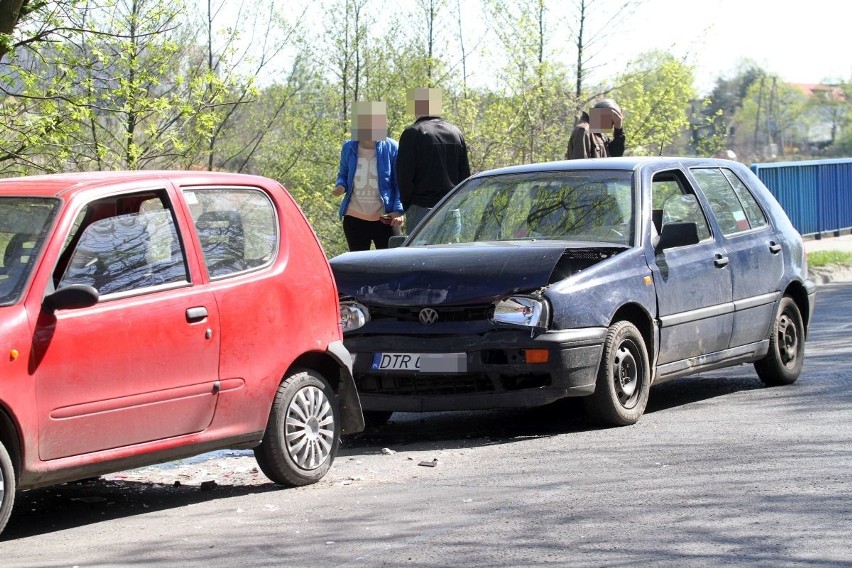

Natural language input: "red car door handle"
[714,254,729,268]
[769,241,782,253]
[186,307,208,322]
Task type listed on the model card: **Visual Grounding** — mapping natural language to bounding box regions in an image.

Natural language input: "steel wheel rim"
[0,464,4,505]
[285,385,335,470]
[778,312,799,368]
[613,340,641,408]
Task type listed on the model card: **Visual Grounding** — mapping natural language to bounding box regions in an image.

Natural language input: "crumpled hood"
[330,242,576,306]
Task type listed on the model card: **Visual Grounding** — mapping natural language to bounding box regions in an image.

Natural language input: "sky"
[211,0,851,96]
[619,0,852,94]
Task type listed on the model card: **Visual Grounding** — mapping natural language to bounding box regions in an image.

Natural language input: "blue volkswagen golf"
[331,157,816,427]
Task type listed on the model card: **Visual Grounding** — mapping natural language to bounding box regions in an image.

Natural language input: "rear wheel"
[254,369,340,486]
[0,440,15,537]
[584,321,650,426]
[755,296,805,386]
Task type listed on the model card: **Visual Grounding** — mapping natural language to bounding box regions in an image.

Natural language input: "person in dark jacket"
[565,98,625,159]
[397,88,471,232]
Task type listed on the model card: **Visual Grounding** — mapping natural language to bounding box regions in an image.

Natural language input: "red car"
[0,171,363,536]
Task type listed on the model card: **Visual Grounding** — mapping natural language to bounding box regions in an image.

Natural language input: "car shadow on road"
[645,371,764,413]
[343,372,766,452]
[2,477,279,541]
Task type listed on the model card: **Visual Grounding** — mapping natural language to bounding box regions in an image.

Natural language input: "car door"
[648,169,734,368]
[688,167,783,348]
[32,187,222,461]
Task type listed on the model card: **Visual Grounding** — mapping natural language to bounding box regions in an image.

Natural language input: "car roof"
[0,170,276,198]
[469,156,743,178]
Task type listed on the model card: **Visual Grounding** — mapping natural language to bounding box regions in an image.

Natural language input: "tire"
[0,439,15,537]
[754,296,805,386]
[362,411,393,428]
[254,369,340,487]
[584,321,651,426]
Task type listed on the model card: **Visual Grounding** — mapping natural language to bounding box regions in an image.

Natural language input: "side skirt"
[653,340,770,385]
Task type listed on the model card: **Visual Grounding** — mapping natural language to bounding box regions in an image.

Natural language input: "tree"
[0,0,31,61]
[563,0,639,99]
[482,0,576,165]
[730,76,808,161]
[190,0,309,172]
[613,50,696,156]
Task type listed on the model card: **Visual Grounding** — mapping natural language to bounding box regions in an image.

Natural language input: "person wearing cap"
[565,98,625,159]
[397,87,471,232]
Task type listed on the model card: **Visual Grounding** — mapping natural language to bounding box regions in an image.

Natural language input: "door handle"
[186,306,208,322]
[769,241,782,254]
[714,254,729,268]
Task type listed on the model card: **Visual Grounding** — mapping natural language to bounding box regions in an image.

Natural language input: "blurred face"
[351,101,388,143]
[589,107,615,132]
[407,87,442,118]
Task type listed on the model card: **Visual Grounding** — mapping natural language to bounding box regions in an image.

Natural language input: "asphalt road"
[2,282,851,567]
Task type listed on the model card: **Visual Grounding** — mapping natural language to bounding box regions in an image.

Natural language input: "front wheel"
[0,439,15,537]
[254,369,341,486]
[754,296,805,386]
[584,321,651,426]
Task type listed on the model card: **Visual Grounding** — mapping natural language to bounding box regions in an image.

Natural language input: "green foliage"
[3,1,849,257]
[731,76,809,160]
[807,250,852,268]
[613,51,696,156]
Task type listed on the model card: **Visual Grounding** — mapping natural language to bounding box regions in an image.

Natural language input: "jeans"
[405,204,432,234]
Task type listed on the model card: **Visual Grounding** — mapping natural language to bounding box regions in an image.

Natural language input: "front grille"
[356,373,495,396]
[356,372,552,396]
[368,304,494,323]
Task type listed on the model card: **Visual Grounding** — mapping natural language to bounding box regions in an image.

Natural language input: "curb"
[810,265,852,285]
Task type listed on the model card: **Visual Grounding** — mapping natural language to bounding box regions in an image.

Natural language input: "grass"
[807,250,852,268]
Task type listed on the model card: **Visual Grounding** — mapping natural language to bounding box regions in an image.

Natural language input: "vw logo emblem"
[419,308,439,325]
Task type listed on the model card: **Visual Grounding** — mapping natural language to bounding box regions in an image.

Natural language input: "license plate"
[370,352,466,373]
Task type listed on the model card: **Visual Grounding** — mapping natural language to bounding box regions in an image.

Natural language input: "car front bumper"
[345,327,606,412]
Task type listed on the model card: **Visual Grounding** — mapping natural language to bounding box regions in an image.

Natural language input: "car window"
[722,168,768,229]
[183,187,277,278]
[57,191,188,296]
[0,198,58,305]
[410,171,634,246]
[651,172,711,241]
[690,167,764,235]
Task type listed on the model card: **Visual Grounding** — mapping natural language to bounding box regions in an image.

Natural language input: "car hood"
[330,241,621,306]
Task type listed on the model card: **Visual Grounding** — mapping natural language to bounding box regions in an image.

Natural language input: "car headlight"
[340,300,370,333]
[492,296,549,328]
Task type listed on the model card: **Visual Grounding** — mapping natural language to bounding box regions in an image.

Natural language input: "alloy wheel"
[285,385,335,470]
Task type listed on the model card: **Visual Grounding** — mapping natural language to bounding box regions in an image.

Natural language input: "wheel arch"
[610,302,656,359]
[287,346,364,435]
[0,405,22,481]
[783,280,811,336]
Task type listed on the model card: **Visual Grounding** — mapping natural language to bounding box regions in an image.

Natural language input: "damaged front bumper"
[345,327,606,412]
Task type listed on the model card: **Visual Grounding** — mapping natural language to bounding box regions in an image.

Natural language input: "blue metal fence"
[751,158,852,237]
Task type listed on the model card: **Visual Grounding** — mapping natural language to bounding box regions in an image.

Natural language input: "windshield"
[409,170,635,246]
[0,197,59,305]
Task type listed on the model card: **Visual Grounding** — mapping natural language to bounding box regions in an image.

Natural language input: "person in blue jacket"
[333,101,404,251]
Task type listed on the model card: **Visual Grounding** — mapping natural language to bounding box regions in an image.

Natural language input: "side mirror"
[43,284,99,313]
[656,222,700,251]
[388,235,406,248]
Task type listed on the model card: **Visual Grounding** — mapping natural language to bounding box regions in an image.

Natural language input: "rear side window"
[183,188,277,278]
[722,169,768,230]
[690,168,767,235]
